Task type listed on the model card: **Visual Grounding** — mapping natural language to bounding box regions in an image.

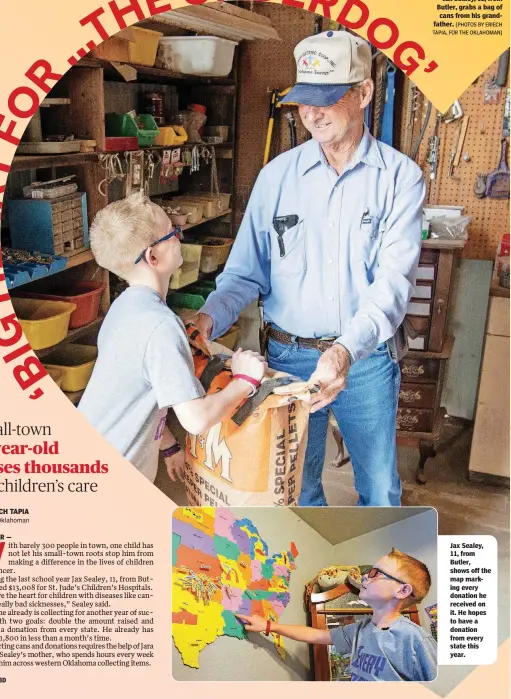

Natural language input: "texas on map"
[172,507,299,668]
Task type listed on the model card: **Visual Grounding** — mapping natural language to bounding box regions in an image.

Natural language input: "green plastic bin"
[187,281,216,298]
[168,292,207,310]
[105,113,159,148]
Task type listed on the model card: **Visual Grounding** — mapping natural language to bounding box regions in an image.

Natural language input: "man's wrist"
[335,342,355,365]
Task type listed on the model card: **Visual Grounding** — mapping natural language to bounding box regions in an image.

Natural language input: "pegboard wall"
[235,3,317,229]
[398,61,509,261]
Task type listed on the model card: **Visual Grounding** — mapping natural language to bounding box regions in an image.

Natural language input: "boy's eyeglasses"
[134,227,182,264]
[365,567,413,595]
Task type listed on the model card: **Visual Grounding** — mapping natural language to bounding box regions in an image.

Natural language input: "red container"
[499,233,510,256]
[189,103,206,115]
[16,282,105,329]
[103,137,139,152]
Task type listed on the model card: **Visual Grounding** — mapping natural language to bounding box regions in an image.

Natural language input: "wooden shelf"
[11,152,99,172]
[139,4,280,42]
[35,315,104,359]
[76,57,235,86]
[421,238,466,250]
[64,250,95,268]
[181,209,232,233]
[6,251,96,291]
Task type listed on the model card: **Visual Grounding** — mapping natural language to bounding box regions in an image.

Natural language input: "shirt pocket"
[356,214,386,270]
[270,217,307,276]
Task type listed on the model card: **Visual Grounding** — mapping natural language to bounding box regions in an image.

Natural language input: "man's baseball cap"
[281,30,372,107]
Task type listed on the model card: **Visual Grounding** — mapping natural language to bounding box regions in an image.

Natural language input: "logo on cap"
[301,53,321,70]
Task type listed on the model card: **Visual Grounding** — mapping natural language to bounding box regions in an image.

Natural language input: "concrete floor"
[161,417,509,696]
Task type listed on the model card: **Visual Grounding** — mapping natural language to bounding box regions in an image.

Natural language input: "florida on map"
[172,508,299,668]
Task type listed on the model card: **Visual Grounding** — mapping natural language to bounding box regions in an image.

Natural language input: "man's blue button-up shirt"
[202,127,425,361]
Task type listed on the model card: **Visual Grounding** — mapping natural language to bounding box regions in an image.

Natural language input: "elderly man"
[196,30,425,507]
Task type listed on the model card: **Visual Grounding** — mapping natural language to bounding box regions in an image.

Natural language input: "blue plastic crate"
[4,274,15,289]
[3,265,31,286]
[8,193,89,256]
[1,250,69,288]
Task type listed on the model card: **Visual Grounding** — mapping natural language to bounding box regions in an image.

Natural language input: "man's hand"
[308,344,351,413]
[165,448,186,482]
[192,312,213,340]
[235,613,267,633]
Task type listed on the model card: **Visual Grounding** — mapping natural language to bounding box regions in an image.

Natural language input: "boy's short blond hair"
[387,548,431,606]
[89,192,159,279]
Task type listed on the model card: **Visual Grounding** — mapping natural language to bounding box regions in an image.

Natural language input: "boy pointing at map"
[237,548,437,682]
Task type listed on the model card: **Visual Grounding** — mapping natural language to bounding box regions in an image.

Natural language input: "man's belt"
[267,326,337,353]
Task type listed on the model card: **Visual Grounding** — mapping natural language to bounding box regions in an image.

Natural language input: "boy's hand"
[235,613,267,633]
[165,448,186,482]
[231,349,267,383]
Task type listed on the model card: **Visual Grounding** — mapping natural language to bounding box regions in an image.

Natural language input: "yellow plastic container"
[43,344,98,392]
[171,125,187,145]
[169,244,202,290]
[92,27,163,67]
[217,325,238,351]
[45,366,66,389]
[153,126,178,147]
[11,298,76,351]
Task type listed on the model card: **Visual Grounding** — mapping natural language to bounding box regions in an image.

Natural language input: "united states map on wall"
[172,507,299,668]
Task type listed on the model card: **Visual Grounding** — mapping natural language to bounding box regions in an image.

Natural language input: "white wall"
[331,510,438,628]
[172,508,438,681]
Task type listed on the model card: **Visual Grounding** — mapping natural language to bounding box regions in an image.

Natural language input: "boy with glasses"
[79,192,267,484]
[236,548,437,681]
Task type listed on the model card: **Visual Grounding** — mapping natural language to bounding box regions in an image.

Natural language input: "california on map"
[172,508,299,668]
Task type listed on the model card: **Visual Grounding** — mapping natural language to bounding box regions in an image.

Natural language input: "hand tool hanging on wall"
[485,138,510,199]
[443,100,463,123]
[474,173,488,198]
[503,89,510,138]
[448,124,461,178]
[263,88,297,167]
[411,99,432,161]
[448,114,469,178]
[125,151,144,196]
[98,153,125,196]
[426,113,442,181]
[285,111,297,149]
[453,116,470,169]
[372,52,387,141]
[380,62,396,147]
[496,49,510,87]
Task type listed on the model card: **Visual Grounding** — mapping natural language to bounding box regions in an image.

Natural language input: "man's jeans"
[267,337,402,507]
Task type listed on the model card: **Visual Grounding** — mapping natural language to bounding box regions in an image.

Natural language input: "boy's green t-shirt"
[330,615,437,681]
[79,285,204,482]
